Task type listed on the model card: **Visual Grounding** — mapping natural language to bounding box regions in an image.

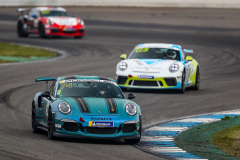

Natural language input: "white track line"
[145,126,188,132]
[176,118,220,123]
[141,136,174,141]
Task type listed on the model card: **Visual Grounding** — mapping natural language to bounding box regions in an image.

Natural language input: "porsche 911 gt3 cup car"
[32,75,141,143]
[17,7,85,38]
[116,43,200,93]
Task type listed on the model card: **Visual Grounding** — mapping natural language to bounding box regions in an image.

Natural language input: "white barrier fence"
[1,0,240,8]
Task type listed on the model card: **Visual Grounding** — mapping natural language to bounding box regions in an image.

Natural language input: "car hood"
[126,59,177,73]
[48,17,78,26]
[58,97,126,115]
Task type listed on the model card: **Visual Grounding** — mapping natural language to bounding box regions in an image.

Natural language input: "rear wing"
[35,77,56,90]
[16,8,30,15]
[35,77,56,82]
[183,49,193,54]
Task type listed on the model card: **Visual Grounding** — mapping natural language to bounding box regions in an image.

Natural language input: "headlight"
[46,19,54,25]
[78,19,84,25]
[58,102,71,114]
[125,104,137,116]
[119,62,128,71]
[169,64,179,72]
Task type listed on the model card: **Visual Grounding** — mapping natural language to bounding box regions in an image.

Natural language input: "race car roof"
[34,7,66,12]
[136,43,181,50]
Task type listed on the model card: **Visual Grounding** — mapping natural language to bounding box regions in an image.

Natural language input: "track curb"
[138,109,240,159]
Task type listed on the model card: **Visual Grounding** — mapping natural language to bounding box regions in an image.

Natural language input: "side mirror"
[128,92,136,100]
[41,91,50,98]
[32,15,37,18]
[72,15,75,17]
[120,54,127,60]
[185,56,193,62]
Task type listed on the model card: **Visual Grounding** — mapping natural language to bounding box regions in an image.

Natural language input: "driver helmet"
[98,83,109,95]
[167,49,177,59]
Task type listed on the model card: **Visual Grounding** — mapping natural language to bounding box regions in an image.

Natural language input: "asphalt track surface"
[0,7,240,160]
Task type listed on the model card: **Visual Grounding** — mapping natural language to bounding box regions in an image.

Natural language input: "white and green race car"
[116,43,200,93]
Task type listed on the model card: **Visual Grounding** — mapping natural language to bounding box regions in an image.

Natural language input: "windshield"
[56,81,124,98]
[40,10,69,17]
[129,48,180,60]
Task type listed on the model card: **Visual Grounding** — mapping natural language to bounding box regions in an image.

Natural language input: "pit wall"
[1,0,240,8]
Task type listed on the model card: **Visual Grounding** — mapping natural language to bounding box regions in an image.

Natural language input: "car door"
[28,9,39,31]
[185,61,193,86]
[41,81,56,126]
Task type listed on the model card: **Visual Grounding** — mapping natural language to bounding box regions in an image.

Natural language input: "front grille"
[79,29,84,33]
[122,124,136,133]
[133,80,158,86]
[164,78,177,86]
[159,81,163,86]
[128,80,132,85]
[51,28,58,33]
[79,123,84,132]
[63,30,76,33]
[117,76,127,85]
[63,122,78,132]
[85,127,117,134]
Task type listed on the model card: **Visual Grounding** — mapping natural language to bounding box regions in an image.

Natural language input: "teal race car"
[32,75,141,143]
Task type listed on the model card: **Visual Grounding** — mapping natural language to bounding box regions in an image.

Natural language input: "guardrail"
[1,0,240,8]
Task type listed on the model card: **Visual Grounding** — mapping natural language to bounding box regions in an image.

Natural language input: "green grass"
[211,124,240,158]
[0,42,57,59]
[222,115,240,121]
[0,59,16,63]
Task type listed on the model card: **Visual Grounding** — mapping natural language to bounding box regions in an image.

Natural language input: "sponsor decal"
[89,121,114,127]
[57,90,61,95]
[135,48,149,53]
[104,98,117,114]
[91,117,112,121]
[137,75,154,79]
[64,28,75,31]
[134,59,144,65]
[60,79,118,86]
[73,97,90,113]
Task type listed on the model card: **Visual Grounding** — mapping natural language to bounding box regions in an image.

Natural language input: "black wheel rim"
[32,105,36,129]
[39,24,45,37]
[47,109,52,137]
[196,71,200,88]
[182,72,185,90]
[17,23,22,36]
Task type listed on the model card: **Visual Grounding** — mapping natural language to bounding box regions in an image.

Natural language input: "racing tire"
[47,107,55,139]
[124,116,142,144]
[177,70,186,93]
[32,103,39,133]
[17,21,28,37]
[192,67,200,90]
[74,36,82,39]
[39,23,46,38]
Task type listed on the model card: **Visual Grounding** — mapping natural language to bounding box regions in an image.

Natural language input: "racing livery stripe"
[82,97,91,113]
[73,97,90,113]
[64,75,76,80]
[104,98,117,114]
[98,77,110,81]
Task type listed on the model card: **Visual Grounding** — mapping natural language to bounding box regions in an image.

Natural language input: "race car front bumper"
[52,112,141,139]
[44,24,85,37]
[116,75,182,89]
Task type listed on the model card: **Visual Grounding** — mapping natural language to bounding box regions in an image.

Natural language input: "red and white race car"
[17,7,85,38]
